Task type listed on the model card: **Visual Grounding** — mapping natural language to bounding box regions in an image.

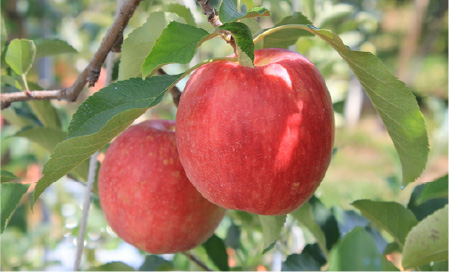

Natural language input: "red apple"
[98,120,226,254]
[176,48,334,215]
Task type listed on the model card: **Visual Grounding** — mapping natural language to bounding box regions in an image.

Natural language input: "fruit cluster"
[99,49,334,253]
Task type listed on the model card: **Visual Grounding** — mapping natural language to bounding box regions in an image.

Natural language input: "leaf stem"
[147,31,220,78]
[173,57,238,85]
[21,74,31,96]
[160,57,237,104]
[253,24,311,44]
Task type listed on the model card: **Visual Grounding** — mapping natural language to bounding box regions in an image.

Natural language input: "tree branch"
[182,252,213,271]
[196,0,236,52]
[196,0,222,28]
[1,90,63,108]
[65,0,142,100]
[1,0,233,110]
[1,0,143,109]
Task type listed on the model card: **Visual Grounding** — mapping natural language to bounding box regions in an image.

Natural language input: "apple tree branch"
[1,0,143,109]
[196,0,236,52]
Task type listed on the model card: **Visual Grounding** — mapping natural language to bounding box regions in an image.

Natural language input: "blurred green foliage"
[1,0,447,270]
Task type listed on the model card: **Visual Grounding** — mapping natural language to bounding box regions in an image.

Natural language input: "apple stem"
[236,47,245,66]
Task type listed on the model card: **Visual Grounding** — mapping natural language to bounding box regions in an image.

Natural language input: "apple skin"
[175,48,334,215]
[98,120,226,254]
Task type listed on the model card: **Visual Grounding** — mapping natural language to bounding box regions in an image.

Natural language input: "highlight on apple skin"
[176,48,335,215]
[98,120,226,254]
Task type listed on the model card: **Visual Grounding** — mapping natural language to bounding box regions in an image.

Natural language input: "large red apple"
[176,48,334,215]
[98,120,226,254]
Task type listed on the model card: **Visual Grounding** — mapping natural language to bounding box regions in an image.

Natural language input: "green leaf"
[260,24,429,185]
[5,39,36,76]
[336,210,369,236]
[89,261,135,271]
[32,75,181,205]
[1,17,7,53]
[1,44,6,69]
[431,261,449,271]
[281,244,326,271]
[0,75,18,87]
[262,242,275,254]
[258,214,286,250]
[28,100,61,129]
[19,81,62,129]
[262,12,313,49]
[172,254,190,271]
[402,205,448,269]
[352,200,418,248]
[15,127,66,152]
[319,3,355,30]
[203,234,229,271]
[225,223,241,249]
[219,0,269,23]
[15,127,89,181]
[9,101,42,126]
[241,18,262,36]
[141,22,210,77]
[1,107,34,128]
[0,170,19,183]
[290,202,327,255]
[119,12,183,80]
[219,22,254,66]
[328,227,383,271]
[408,183,448,221]
[139,255,174,271]
[383,242,400,255]
[308,196,340,250]
[6,203,27,233]
[1,18,7,69]
[162,4,196,26]
[300,0,316,21]
[311,27,428,185]
[365,225,389,255]
[34,39,77,59]
[416,175,448,205]
[67,75,179,138]
[1,182,29,233]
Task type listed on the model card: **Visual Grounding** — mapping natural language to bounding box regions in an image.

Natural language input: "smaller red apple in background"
[98,120,226,254]
[176,48,335,215]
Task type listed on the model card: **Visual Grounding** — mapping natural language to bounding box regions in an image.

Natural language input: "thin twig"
[1,0,142,109]
[73,151,99,271]
[182,252,213,271]
[1,90,63,108]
